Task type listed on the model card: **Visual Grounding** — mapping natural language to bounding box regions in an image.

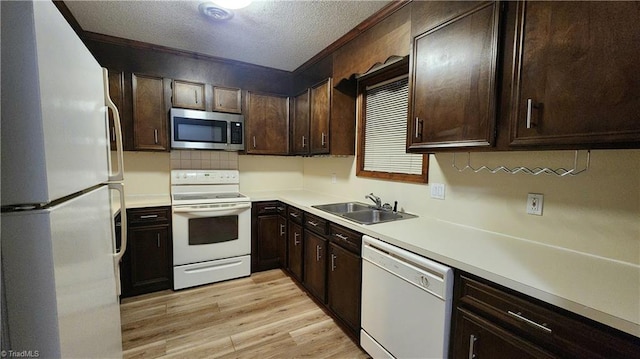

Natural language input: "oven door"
[172,202,251,266]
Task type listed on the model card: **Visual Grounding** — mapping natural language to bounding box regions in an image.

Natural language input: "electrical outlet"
[527,193,544,216]
[430,183,445,200]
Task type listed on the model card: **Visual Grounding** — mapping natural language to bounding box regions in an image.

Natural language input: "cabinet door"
[510,2,640,147]
[172,80,205,110]
[132,74,168,151]
[278,215,287,268]
[309,79,331,154]
[327,242,361,334]
[291,90,310,155]
[107,70,125,151]
[253,214,280,272]
[408,2,501,151]
[287,221,304,282]
[453,309,556,359]
[246,92,289,154]
[125,225,172,297]
[213,86,242,114]
[303,230,327,303]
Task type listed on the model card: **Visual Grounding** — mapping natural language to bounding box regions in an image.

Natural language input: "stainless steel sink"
[312,202,372,214]
[312,202,417,225]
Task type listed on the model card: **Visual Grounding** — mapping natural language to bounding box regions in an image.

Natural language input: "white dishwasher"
[361,235,454,359]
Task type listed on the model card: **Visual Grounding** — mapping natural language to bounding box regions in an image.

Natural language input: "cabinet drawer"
[254,201,280,215]
[288,206,303,224]
[276,202,287,217]
[328,223,362,255]
[127,207,171,226]
[304,212,328,236]
[458,275,640,358]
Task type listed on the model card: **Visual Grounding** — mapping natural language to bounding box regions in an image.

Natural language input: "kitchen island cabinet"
[120,206,172,298]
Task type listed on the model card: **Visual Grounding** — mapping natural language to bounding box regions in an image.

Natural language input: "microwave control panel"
[230,122,243,144]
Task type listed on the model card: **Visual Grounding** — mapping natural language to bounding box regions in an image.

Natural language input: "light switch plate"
[430,183,445,200]
[527,193,544,215]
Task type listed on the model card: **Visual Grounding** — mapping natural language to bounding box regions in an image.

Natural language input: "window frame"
[356,59,428,183]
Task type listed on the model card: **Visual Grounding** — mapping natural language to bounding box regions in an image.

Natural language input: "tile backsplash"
[170,150,239,170]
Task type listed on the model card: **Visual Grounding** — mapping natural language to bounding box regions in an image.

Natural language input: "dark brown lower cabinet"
[453,309,556,359]
[303,230,327,302]
[327,242,361,335]
[452,273,640,358]
[287,221,304,282]
[121,207,172,298]
[251,202,282,272]
[277,215,287,267]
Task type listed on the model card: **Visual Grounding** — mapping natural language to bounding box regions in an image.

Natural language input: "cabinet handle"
[195,89,198,104]
[253,136,257,149]
[263,206,276,210]
[290,212,299,218]
[280,224,285,236]
[414,117,421,139]
[139,214,158,219]
[316,245,322,261]
[307,220,318,227]
[111,127,116,142]
[277,206,285,211]
[331,253,336,271]
[157,233,160,248]
[334,233,348,241]
[507,311,552,333]
[302,135,306,148]
[321,132,326,147]
[526,99,539,129]
[294,232,301,245]
[154,129,158,144]
[468,334,477,359]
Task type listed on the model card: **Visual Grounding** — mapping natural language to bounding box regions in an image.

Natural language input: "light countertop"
[244,189,640,338]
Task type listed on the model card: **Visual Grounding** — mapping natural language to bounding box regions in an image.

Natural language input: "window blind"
[363,76,423,175]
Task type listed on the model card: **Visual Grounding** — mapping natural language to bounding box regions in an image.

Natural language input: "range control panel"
[171,170,239,185]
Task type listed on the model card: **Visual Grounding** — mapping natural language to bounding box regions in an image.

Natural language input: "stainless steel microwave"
[170,108,244,151]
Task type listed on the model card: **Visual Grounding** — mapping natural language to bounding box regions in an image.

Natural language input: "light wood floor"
[120,269,370,358]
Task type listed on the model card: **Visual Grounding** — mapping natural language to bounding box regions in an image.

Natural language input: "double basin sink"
[312,202,417,225]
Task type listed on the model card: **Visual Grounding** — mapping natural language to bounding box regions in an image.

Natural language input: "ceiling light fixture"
[199,2,234,21]
[212,0,252,10]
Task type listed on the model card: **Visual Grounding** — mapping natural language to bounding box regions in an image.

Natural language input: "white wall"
[118,151,171,196]
[239,155,304,192]
[302,150,640,265]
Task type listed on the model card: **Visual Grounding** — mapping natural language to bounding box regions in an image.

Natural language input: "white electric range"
[171,170,251,290]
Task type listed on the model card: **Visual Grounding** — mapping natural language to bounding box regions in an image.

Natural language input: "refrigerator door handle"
[103,68,125,182]
[110,182,127,296]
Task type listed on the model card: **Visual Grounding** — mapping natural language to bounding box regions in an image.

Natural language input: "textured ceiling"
[64,1,391,72]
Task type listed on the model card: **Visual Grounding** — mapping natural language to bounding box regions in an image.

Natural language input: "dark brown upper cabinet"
[132,73,169,151]
[245,92,289,155]
[107,70,125,151]
[508,1,640,148]
[213,86,242,114]
[309,79,331,154]
[290,78,332,156]
[407,2,501,152]
[172,80,205,111]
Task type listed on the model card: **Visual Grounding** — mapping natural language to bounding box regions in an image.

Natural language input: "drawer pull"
[508,311,552,333]
[290,212,299,218]
[307,220,319,227]
[468,334,477,359]
[139,214,158,219]
[334,233,349,241]
[263,206,276,210]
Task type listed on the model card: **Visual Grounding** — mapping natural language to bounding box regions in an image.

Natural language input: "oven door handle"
[173,203,251,214]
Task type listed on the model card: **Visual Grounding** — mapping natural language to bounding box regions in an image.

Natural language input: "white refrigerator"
[1,1,127,358]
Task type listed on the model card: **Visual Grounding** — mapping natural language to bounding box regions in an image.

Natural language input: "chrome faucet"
[365,193,382,209]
